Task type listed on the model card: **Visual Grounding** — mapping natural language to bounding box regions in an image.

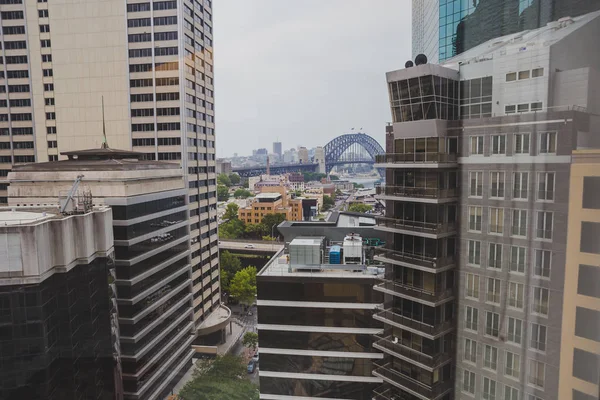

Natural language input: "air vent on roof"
[415,54,428,66]
[405,60,414,68]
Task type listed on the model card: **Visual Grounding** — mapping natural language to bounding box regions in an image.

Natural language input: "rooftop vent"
[405,60,414,68]
[415,54,428,66]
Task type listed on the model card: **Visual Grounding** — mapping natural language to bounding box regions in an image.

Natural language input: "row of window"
[129,47,178,57]
[131,122,181,132]
[126,1,177,12]
[0,127,33,136]
[0,141,34,149]
[469,132,556,156]
[0,113,32,121]
[506,67,544,82]
[131,107,180,117]
[130,77,179,87]
[468,207,554,240]
[128,31,178,43]
[467,240,551,276]
[130,62,179,73]
[469,171,555,201]
[130,92,180,103]
[0,99,31,107]
[132,137,181,147]
[505,102,543,114]
[462,366,546,398]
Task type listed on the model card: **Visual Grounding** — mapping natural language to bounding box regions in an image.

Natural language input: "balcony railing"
[374,308,453,337]
[377,216,457,235]
[375,153,457,164]
[375,248,455,270]
[372,361,453,399]
[376,185,458,199]
[373,335,453,370]
[374,280,453,304]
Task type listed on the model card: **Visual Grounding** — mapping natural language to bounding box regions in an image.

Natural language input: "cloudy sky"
[213,0,412,157]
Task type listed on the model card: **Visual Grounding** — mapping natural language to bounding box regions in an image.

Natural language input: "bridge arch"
[324,133,385,175]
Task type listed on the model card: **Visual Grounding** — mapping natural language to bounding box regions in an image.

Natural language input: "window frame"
[491,134,506,155]
[467,240,481,266]
[505,351,521,379]
[468,206,482,232]
[489,207,504,235]
[509,245,526,274]
[513,171,529,200]
[469,171,483,197]
[532,287,549,316]
[486,277,501,305]
[534,249,551,278]
[530,322,547,352]
[514,133,530,155]
[539,131,557,154]
[535,210,553,240]
[465,273,480,300]
[470,135,484,156]
[537,172,555,202]
[485,311,500,338]
[483,344,498,371]
[465,305,478,332]
[508,283,525,310]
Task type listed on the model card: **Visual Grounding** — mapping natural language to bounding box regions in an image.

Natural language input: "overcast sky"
[213,0,412,157]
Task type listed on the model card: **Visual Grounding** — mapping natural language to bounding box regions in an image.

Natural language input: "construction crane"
[60,174,84,214]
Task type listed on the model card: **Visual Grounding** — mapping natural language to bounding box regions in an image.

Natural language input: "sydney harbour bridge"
[232,132,385,177]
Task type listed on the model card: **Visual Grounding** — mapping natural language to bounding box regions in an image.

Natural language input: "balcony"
[376,216,456,238]
[375,153,457,168]
[376,185,458,202]
[372,361,453,400]
[375,248,455,271]
[373,335,452,371]
[373,308,453,338]
[373,280,454,306]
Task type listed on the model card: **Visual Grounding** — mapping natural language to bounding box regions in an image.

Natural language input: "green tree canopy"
[329,175,340,181]
[229,173,241,186]
[322,195,335,211]
[352,182,365,189]
[217,173,232,187]
[219,218,245,239]
[242,331,258,350]
[229,266,257,306]
[178,354,259,400]
[348,203,373,213]
[223,203,239,221]
[233,189,253,199]
[260,213,286,238]
[217,185,230,202]
[220,250,243,293]
[242,180,249,188]
[303,172,327,182]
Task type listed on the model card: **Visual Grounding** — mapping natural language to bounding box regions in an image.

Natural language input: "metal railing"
[374,280,454,304]
[372,361,453,398]
[373,335,453,369]
[375,185,458,199]
[375,248,455,269]
[375,153,457,164]
[374,308,453,337]
[377,216,457,235]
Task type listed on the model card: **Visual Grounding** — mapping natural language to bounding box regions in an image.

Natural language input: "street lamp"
[271,223,277,251]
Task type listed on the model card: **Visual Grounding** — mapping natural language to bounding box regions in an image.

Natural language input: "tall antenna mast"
[101,96,108,149]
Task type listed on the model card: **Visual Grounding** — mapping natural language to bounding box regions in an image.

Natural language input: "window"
[45,112,55,120]
[507,317,523,344]
[483,345,497,370]
[40,39,51,47]
[505,351,521,378]
[130,79,153,88]
[486,311,500,337]
[517,103,529,113]
[528,360,545,388]
[505,104,516,114]
[513,172,528,199]
[155,47,178,56]
[514,133,530,154]
[491,135,506,155]
[156,77,179,86]
[508,283,524,310]
[9,99,31,107]
[39,24,50,33]
[11,113,31,121]
[505,386,519,400]
[482,377,497,400]
[6,55,28,64]
[0,11,23,19]
[506,72,517,82]
[42,54,52,62]
[580,222,600,254]
[531,102,542,111]
[13,141,33,149]
[463,370,476,395]
[4,41,27,49]
[156,92,179,101]
[536,211,553,240]
[488,243,502,269]
[532,68,544,77]
[469,206,482,232]
[154,16,178,25]
[469,171,483,197]
[127,2,150,12]
[129,48,152,58]
[511,209,527,237]
[510,246,526,273]
[44,98,54,106]
[532,287,549,316]
[489,207,504,234]
[468,240,481,265]
[44,83,54,91]
[128,33,151,43]
[530,323,547,352]
[518,70,530,80]
[47,140,57,148]
[154,31,178,41]
[539,132,556,154]
[576,307,600,342]
[464,338,477,363]
[490,172,505,198]
[8,84,29,93]
[38,9,49,17]
[578,265,600,298]
[466,273,480,299]
[573,390,598,400]
[582,177,600,209]
[2,26,25,35]
[537,172,555,201]
[153,0,177,10]
[132,138,155,147]
[486,278,500,304]
[157,137,181,146]
[465,306,478,331]
[6,71,29,80]
[43,69,52,77]
[128,18,151,27]
[534,249,551,278]
[46,126,56,134]
[156,107,180,116]
[131,123,154,132]
[130,93,154,102]
[131,108,153,117]
[470,136,484,155]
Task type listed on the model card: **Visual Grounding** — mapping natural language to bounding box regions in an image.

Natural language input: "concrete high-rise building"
[0,0,219,326]
[0,205,120,400]
[7,148,211,400]
[273,141,282,157]
[378,10,600,400]
[412,0,600,62]
[298,146,309,164]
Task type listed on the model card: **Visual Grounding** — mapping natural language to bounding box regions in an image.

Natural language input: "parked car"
[247,359,257,373]
[244,244,255,248]
[252,352,259,363]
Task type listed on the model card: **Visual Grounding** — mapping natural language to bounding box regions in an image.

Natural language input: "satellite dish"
[415,54,428,66]
[405,60,414,68]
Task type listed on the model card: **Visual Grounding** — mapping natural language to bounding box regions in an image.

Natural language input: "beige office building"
[558,149,600,400]
[0,0,219,324]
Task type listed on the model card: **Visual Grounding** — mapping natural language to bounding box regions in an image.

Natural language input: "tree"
[233,188,253,198]
[220,250,243,293]
[329,175,340,181]
[243,180,249,188]
[353,182,365,189]
[303,172,327,182]
[229,173,241,186]
[242,331,259,351]
[335,189,343,197]
[260,213,286,238]
[217,173,232,187]
[217,185,230,201]
[348,203,373,213]
[178,354,259,400]
[223,203,239,221]
[322,195,335,211]
[229,266,257,306]
[244,223,263,239]
[219,219,245,239]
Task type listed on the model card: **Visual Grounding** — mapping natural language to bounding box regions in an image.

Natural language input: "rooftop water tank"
[343,233,363,264]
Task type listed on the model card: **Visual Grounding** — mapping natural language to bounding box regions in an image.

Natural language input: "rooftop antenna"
[101,96,109,149]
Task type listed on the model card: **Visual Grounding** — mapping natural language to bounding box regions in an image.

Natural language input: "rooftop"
[0,210,55,226]
[255,192,282,200]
